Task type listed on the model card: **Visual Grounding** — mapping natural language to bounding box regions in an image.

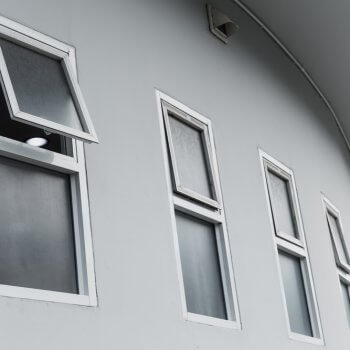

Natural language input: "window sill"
[186,312,241,329]
[288,331,324,346]
[0,284,97,306]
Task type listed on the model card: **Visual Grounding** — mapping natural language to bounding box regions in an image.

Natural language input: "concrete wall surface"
[0,0,349,349]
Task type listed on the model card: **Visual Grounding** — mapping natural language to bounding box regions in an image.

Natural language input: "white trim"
[338,270,350,285]
[322,195,350,273]
[321,195,350,327]
[263,158,304,246]
[156,90,241,330]
[288,332,324,346]
[75,141,97,306]
[173,195,222,224]
[161,100,221,209]
[0,135,79,173]
[186,312,240,329]
[0,284,91,306]
[0,15,72,53]
[276,237,306,258]
[0,17,97,306]
[338,272,350,328]
[259,149,324,344]
[0,17,98,143]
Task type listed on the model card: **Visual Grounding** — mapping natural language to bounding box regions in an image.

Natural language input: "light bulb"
[26,137,48,147]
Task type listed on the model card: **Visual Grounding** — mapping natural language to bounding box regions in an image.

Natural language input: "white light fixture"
[207,4,239,44]
[26,137,48,147]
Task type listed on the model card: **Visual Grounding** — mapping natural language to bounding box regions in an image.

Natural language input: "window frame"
[0,16,97,306]
[259,150,324,345]
[157,90,241,329]
[0,21,98,143]
[322,195,350,327]
[338,272,350,329]
[322,197,350,273]
[162,100,221,209]
[264,161,304,247]
[339,271,350,312]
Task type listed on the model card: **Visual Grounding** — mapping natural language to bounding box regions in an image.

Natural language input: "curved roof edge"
[231,0,350,153]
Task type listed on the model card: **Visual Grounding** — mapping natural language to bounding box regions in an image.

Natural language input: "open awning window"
[0,36,98,143]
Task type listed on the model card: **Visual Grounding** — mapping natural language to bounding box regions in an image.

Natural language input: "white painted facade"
[0,0,349,349]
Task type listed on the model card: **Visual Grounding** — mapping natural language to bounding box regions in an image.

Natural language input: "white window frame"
[162,100,221,209]
[339,270,350,328]
[322,196,350,273]
[322,196,350,326]
[0,19,98,143]
[0,16,97,306]
[264,161,304,247]
[259,150,324,345]
[156,90,241,330]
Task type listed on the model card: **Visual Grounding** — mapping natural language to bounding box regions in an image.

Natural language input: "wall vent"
[207,4,239,44]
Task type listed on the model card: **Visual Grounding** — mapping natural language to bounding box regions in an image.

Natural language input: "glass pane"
[328,213,349,265]
[279,251,313,336]
[340,282,350,327]
[0,156,78,293]
[0,38,83,131]
[169,115,213,199]
[268,171,297,238]
[0,83,70,154]
[176,211,227,319]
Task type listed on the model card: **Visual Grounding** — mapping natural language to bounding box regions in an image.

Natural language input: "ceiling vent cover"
[207,4,239,44]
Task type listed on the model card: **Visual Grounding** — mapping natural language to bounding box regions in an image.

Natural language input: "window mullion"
[275,237,307,258]
[173,194,223,224]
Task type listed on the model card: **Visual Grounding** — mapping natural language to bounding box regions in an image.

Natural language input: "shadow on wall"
[201,0,350,166]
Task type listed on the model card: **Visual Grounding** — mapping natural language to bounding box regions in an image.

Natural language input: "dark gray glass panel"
[0,156,78,293]
[176,211,227,319]
[340,282,350,327]
[0,83,70,154]
[268,171,297,238]
[279,251,312,336]
[328,214,349,265]
[0,38,83,131]
[169,115,212,198]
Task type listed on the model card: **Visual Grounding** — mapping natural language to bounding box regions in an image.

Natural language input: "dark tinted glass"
[268,171,298,238]
[0,38,83,130]
[0,156,78,293]
[279,251,312,336]
[176,211,227,319]
[169,115,213,198]
[0,83,69,154]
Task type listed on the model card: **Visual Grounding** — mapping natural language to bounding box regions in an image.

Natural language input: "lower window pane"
[175,211,227,319]
[0,156,78,293]
[278,251,312,336]
[340,281,350,327]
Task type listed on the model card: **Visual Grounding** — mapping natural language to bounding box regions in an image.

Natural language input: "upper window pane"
[327,213,349,266]
[0,38,82,130]
[0,156,78,293]
[169,114,212,199]
[0,36,97,143]
[175,211,228,320]
[268,171,297,239]
[279,251,313,336]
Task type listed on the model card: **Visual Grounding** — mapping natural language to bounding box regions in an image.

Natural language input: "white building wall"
[0,0,349,349]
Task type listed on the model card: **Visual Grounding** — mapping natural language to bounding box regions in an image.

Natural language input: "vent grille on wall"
[207,4,239,44]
